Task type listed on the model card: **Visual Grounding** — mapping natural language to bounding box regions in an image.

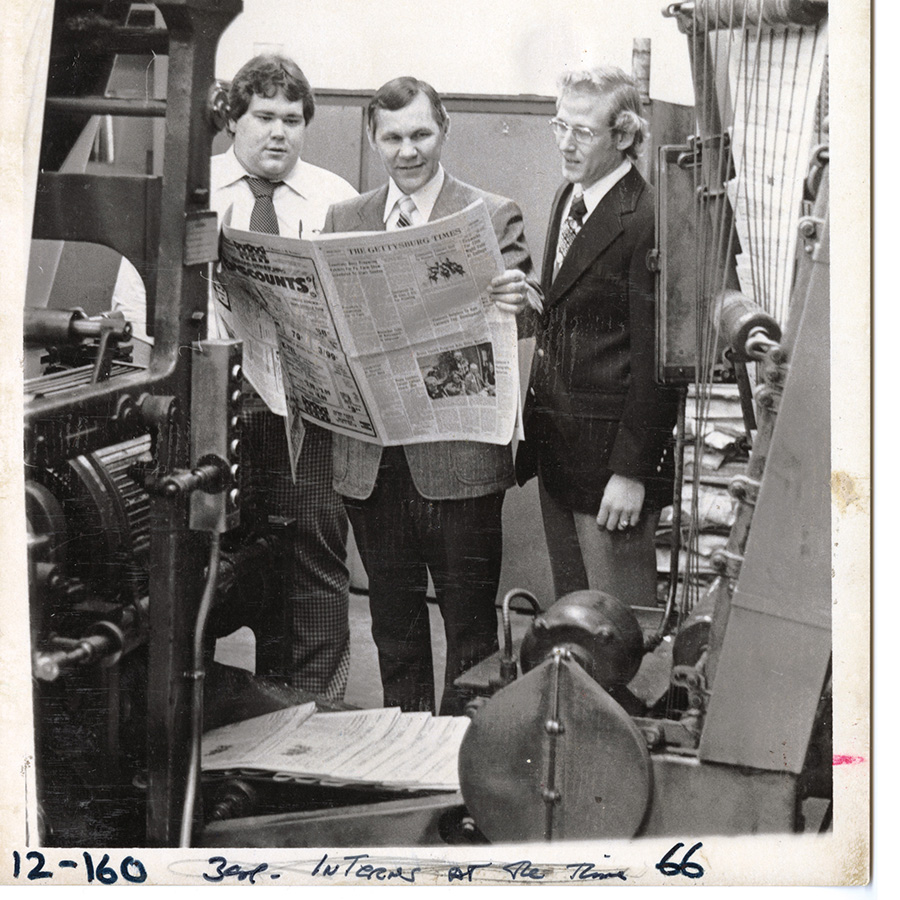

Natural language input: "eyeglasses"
[549,117,601,144]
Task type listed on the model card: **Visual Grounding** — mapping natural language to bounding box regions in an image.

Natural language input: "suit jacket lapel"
[357,175,468,231]
[357,184,390,230]
[541,183,569,294]
[429,174,468,222]
[547,167,645,308]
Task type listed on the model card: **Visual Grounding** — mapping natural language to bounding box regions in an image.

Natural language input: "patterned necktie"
[246,176,281,235]
[554,192,587,275]
[395,195,417,229]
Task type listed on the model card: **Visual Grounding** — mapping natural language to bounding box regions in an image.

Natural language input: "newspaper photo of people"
[419,343,496,401]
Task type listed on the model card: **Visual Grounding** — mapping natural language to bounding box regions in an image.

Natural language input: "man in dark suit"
[516,66,679,608]
[324,76,541,715]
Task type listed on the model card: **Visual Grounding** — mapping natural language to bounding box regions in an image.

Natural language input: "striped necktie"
[554,192,587,276]
[246,176,281,234]
[395,195,417,229]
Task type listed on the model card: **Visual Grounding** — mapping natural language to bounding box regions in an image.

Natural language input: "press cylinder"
[667,0,827,30]
[714,290,782,361]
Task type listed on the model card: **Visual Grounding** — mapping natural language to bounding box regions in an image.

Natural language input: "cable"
[647,387,688,651]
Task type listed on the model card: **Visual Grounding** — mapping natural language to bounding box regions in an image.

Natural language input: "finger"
[490,270,524,288]
[596,504,611,530]
[490,282,525,297]
[617,511,640,531]
[493,293,525,308]
[605,506,630,532]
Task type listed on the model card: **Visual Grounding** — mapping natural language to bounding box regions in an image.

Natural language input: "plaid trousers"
[241,399,350,701]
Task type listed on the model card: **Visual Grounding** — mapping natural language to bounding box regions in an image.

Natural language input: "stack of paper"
[201,704,469,792]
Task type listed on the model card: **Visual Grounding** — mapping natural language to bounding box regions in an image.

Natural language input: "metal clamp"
[744,325,781,361]
[728,474,761,505]
[754,384,782,414]
[798,215,825,253]
[676,131,732,170]
[711,547,743,580]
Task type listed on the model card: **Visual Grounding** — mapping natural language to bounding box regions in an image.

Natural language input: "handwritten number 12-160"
[12,850,147,883]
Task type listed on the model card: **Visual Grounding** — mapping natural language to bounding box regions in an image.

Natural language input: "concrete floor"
[214,590,534,710]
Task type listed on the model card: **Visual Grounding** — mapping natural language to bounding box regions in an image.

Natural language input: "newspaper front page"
[212,200,519,470]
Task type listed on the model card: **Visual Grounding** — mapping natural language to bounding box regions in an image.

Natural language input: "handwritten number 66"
[656,842,704,879]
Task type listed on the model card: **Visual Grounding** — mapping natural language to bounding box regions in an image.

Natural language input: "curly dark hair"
[227,54,315,131]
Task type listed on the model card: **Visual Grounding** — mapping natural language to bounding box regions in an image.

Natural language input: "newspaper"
[201,704,469,792]
[212,200,519,471]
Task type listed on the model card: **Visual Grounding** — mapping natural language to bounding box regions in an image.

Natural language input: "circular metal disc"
[458,656,652,842]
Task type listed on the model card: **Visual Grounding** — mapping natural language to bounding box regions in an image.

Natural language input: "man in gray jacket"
[324,76,540,715]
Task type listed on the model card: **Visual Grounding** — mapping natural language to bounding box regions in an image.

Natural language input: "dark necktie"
[554,192,587,275]
[246,176,281,235]
[395,195,417,229]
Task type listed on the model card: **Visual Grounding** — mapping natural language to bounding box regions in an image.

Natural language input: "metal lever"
[159,455,231,497]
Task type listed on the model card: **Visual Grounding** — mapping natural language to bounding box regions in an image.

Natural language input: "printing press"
[23,0,833,848]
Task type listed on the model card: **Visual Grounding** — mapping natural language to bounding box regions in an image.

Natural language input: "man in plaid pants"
[211,55,358,700]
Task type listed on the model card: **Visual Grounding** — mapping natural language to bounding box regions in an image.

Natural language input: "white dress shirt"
[211,146,357,237]
[113,147,357,344]
[383,165,446,229]
[558,158,633,229]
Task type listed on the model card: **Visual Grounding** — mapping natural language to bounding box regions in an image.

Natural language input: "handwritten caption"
[11,842,704,885]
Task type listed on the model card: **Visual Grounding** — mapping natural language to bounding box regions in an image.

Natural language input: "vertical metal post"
[631,38,652,106]
[144,0,241,847]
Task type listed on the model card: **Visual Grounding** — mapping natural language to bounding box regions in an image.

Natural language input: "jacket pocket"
[553,389,628,422]
[451,441,513,486]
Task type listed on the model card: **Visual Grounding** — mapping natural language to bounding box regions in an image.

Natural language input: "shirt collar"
[215,145,313,198]
[384,165,446,224]
[578,159,632,218]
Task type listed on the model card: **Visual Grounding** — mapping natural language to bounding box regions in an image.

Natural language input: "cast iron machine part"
[459,590,653,842]
[25,0,246,846]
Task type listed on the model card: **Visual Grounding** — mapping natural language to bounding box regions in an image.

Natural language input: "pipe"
[178,531,221,848]
[499,589,542,685]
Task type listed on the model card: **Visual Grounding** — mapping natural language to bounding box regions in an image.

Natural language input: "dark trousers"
[345,447,503,716]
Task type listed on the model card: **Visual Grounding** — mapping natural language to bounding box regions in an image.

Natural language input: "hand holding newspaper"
[211,200,520,475]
